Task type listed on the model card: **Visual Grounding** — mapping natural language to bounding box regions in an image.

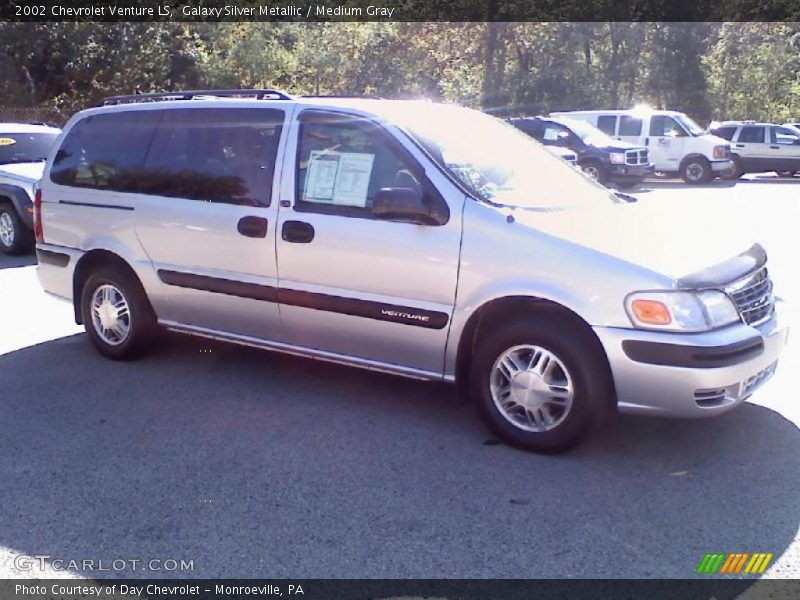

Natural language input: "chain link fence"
[0,106,67,127]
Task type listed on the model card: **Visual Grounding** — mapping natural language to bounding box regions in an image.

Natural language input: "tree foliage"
[1,22,799,124]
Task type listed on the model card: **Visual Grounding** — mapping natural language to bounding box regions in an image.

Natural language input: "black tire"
[80,266,158,360]
[469,311,613,454]
[0,203,33,255]
[680,157,713,184]
[776,170,797,178]
[580,161,608,185]
[720,156,744,180]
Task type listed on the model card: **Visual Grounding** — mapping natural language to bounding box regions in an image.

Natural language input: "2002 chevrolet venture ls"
[33,90,788,452]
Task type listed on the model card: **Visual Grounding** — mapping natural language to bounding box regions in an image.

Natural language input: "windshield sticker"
[0,137,17,146]
[305,151,375,207]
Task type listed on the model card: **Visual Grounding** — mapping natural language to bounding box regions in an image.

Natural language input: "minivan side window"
[139,108,283,206]
[738,126,766,144]
[619,116,643,136]
[295,115,432,220]
[50,110,160,192]
[596,115,617,135]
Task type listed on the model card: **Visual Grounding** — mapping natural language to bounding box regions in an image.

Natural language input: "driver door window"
[295,118,424,219]
[650,116,686,138]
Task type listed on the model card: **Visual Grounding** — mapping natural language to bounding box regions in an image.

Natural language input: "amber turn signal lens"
[631,299,672,325]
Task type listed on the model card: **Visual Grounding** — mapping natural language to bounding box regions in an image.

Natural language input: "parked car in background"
[34,90,787,453]
[709,121,800,179]
[0,123,61,254]
[544,144,578,165]
[509,115,652,189]
[553,108,732,184]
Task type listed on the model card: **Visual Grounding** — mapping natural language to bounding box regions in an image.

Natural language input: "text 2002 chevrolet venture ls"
[34,90,788,453]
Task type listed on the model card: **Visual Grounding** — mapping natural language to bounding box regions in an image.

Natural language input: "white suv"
[34,90,787,453]
[709,121,800,179]
[553,109,733,184]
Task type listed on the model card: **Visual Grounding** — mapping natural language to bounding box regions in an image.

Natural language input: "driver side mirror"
[372,187,443,225]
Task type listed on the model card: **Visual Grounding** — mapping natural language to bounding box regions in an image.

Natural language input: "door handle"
[282,220,315,243]
[734,144,745,148]
[770,145,780,150]
[237,216,268,238]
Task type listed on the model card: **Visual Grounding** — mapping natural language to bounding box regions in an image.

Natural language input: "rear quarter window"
[50,111,160,192]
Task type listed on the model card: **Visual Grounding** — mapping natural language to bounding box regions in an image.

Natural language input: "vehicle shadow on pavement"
[0,332,797,580]
[0,253,35,270]
[643,180,737,190]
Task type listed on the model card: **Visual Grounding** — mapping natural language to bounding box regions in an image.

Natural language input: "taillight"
[33,188,43,243]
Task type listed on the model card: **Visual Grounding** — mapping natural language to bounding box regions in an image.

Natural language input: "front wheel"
[580,162,608,184]
[680,157,713,184]
[469,313,612,453]
[81,267,157,360]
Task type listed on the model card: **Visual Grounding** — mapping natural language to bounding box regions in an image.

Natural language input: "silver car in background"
[34,90,788,452]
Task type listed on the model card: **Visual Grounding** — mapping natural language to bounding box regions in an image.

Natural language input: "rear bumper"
[594,299,789,417]
[35,243,82,303]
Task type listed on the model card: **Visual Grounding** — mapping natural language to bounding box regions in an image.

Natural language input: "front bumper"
[710,159,734,173]
[593,299,789,417]
[608,163,654,181]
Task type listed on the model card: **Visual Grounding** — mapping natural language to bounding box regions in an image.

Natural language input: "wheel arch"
[679,153,711,170]
[72,249,145,325]
[454,295,615,404]
[0,183,33,227]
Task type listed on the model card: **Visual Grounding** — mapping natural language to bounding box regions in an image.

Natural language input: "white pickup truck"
[0,123,61,254]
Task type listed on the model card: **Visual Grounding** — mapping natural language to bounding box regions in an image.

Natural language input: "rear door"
[768,126,800,170]
[134,106,290,340]
[732,125,770,171]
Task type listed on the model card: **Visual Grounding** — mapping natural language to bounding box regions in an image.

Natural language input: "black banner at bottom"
[2,579,800,600]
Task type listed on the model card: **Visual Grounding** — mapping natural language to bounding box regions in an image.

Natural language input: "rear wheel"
[680,157,713,184]
[0,203,33,255]
[469,312,612,453]
[80,267,157,360]
[720,156,744,180]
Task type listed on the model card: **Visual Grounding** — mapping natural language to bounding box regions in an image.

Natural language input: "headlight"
[713,145,729,159]
[625,290,740,332]
[609,152,625,164]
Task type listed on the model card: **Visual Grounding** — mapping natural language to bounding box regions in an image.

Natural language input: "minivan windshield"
[674,114,705,136]
[381,103,616,209]
[0,131,58,164]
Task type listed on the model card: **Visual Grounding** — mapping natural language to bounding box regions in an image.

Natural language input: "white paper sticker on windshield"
[304,151,375,207]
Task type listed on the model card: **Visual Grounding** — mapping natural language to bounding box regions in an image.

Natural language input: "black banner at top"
[3,0,800,22]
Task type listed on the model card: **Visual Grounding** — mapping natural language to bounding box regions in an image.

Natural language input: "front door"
[274,110,463,376]
[134,106,290,340]
[646,115,687,171]
[768,125,800,170]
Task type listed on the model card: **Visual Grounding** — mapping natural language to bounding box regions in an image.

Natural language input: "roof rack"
[99,89,294,106]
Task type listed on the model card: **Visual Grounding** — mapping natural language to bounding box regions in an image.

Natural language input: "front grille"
[726,267,774,326]
[625,149,649,165]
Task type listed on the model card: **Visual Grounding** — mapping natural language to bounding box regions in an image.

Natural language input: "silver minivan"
[34,90,788,453]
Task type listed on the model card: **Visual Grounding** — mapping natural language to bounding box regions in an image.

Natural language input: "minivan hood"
[0,161,45,183]
[511,203,758,285]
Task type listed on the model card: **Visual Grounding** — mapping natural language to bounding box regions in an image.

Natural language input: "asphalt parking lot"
[0,174,798,580]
